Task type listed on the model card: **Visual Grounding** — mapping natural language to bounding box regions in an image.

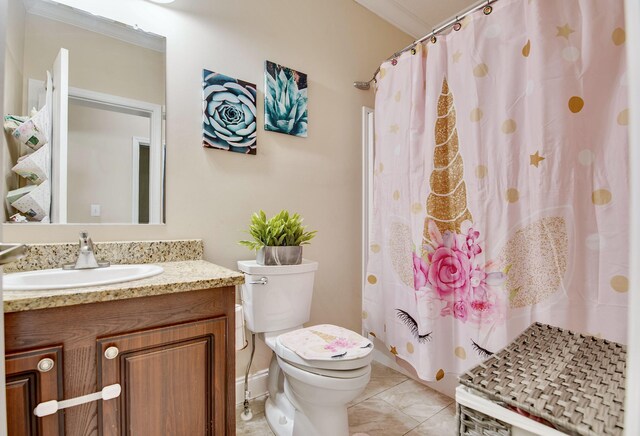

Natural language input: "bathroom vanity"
[2,240,243,435]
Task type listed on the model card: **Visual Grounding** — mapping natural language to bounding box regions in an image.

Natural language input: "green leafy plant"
[239,210,317,251]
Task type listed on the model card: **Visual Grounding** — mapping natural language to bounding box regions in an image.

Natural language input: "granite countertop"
[3,260,245,313]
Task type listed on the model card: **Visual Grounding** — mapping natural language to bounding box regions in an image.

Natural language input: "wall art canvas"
[202,69,257,154]
[264,60,308,137]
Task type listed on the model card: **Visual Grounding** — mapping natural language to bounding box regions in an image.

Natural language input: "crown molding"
[355,0,430,39]
[23,0,165,52]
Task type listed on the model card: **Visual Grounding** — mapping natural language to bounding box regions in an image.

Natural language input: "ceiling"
[355,0,478,39]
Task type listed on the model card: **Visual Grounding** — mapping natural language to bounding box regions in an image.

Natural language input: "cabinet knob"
[104,346,119,360]
[37,358,55,373]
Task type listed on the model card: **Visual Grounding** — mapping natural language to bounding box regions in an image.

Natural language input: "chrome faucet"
[62,232,110,270]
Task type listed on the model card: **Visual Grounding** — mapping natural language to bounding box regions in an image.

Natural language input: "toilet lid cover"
[278,324,373,361]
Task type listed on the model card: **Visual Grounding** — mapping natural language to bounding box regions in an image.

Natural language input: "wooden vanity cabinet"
[5,347,64,436]
[98,318,227,435]
[4,287,236,436]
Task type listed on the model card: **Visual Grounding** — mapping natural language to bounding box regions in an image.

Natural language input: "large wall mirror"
[3,0,166,224]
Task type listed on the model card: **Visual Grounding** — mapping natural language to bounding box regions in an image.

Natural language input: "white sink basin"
[3,264,164,291]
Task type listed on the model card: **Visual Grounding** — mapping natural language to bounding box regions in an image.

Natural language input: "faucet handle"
[62,231,110,270]
[78,231,94,253]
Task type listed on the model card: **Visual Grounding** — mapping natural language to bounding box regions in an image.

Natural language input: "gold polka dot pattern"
[610,275,628,293]
[592,189,612,205]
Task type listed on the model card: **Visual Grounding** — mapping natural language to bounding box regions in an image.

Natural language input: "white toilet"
[238,259,374,436]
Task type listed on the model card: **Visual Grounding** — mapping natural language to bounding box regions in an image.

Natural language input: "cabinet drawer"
[97,317,227,436]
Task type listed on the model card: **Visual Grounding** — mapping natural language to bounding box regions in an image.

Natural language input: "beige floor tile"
[235,366,443,435]
[404,404,457,436]
[236,396,274,435]
[349,361,409,406]
[348,398,420,436]
[235,414,274,436]
[375,379,453,422]
[370,361,410,380]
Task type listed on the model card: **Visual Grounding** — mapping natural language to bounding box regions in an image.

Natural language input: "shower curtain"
[364,0,629,381]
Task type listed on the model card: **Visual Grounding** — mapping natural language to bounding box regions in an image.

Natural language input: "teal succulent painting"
[202,70,257,154]
[264,61,308,137]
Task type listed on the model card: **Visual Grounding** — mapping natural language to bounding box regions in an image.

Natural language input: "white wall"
[3,0,24,115]
[67,103,149,223]
[3,0,25,204]
[23,13,165,106]
[3,0,412,378]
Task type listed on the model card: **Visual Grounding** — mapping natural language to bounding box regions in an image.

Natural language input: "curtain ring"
[483,0,493,15]
[410,46,417,55]
[430,29,437,44]
[453,16,462,31]
[391,58,398,66]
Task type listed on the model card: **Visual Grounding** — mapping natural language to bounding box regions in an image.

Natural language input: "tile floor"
[236,361,457,435]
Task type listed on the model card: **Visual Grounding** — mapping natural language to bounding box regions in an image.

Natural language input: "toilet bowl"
[261,329,373,436]
[277,356,371,436]
[238,260,374,436]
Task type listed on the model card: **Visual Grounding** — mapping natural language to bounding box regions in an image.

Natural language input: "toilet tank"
[238,259,318,333]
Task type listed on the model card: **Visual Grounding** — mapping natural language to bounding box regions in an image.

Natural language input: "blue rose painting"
[264,61,308,137]
[202,70,257,154]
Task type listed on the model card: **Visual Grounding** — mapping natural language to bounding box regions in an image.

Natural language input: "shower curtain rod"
[354,0,499,89]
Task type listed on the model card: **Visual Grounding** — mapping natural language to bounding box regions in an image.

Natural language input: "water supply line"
[240,333,256,421]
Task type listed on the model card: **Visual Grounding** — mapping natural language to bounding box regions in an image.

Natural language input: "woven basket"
[458,323,626,436]
[457,403,511,435]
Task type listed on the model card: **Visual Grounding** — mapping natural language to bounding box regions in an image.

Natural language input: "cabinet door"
[98,317,227,436]
[6,347,64,436]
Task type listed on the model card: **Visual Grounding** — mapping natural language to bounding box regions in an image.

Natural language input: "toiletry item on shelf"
[12,143,50,184]
[8,213,28,223]
[10,105,50,151]
[3,114,28,133]
[10,180,50,221]
[6,185,38,204]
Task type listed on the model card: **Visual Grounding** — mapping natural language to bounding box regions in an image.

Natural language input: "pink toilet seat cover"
[278,324,373,361]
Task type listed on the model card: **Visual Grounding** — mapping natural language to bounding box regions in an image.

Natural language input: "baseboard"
[235,369,269,405]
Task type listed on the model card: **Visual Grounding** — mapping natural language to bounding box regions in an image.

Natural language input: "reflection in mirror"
[3,0,166,224]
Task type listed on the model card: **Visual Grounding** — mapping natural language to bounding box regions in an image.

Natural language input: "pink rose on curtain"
[463,227,482,258]
[427,240,472,300]
[440,299,470,322]
[467,269,506,325]
[418,220,507,324]
[453,300,469,322]
[413,252,429,290]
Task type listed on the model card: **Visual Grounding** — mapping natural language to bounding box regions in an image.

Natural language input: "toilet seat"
[277,355,372,390]
[265,324,374,373]
[283,359,372,379]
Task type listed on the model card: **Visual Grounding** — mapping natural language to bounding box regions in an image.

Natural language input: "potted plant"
[239,210,317,265]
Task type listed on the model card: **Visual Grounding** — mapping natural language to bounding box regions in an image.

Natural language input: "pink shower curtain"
[364,0,628,381]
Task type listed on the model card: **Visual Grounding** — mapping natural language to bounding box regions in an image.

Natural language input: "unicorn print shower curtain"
[363,0,629,381]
